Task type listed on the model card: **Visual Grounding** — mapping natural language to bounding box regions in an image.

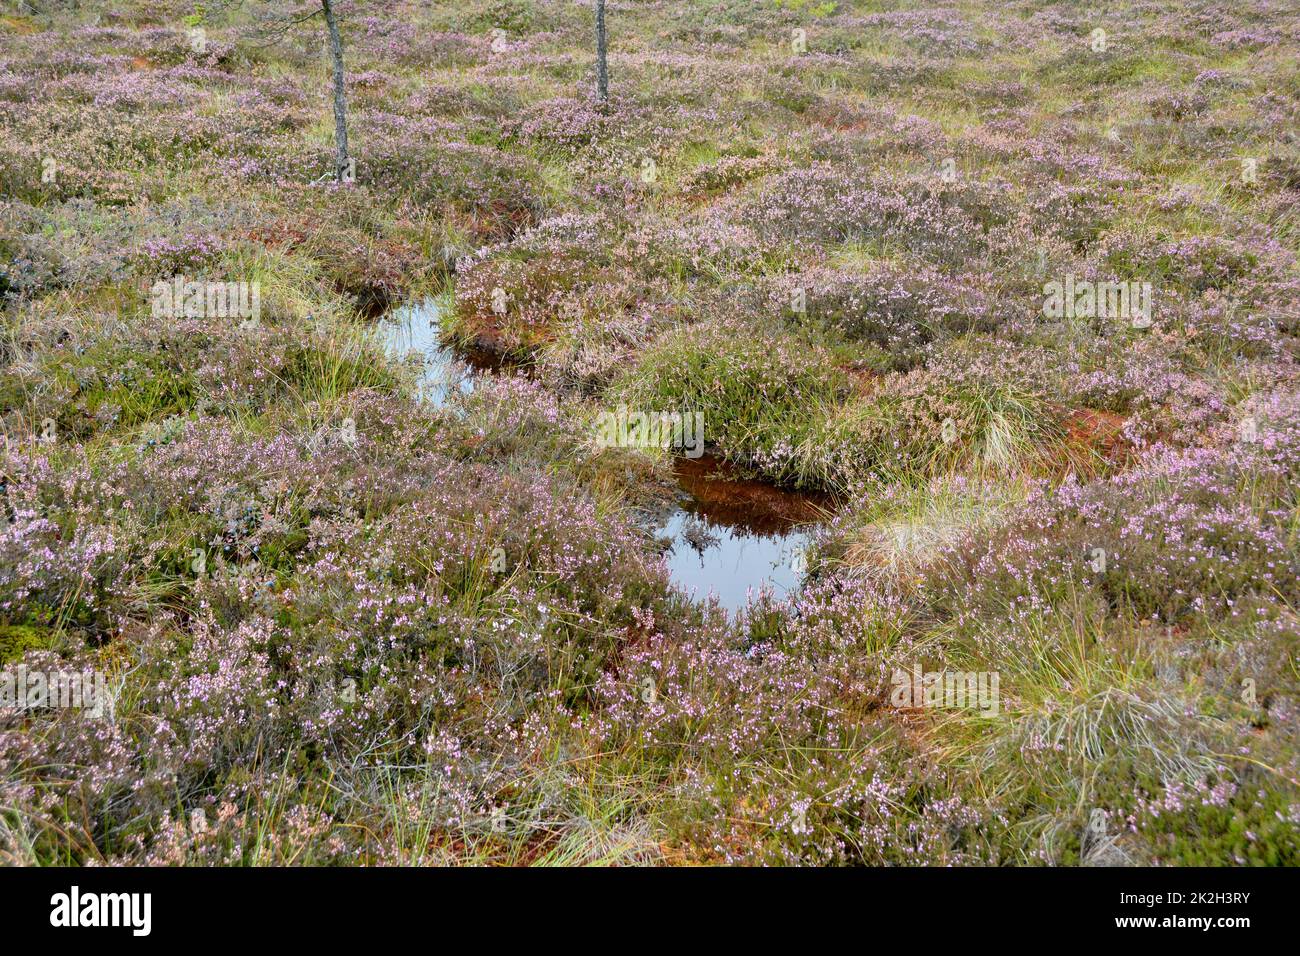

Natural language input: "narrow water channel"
[378,297,831,617]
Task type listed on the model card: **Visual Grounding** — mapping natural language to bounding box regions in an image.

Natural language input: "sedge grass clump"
[831,474,1031,586]
[920,603,1300,864]
[818,341,1066,487]
[612,320,846,488]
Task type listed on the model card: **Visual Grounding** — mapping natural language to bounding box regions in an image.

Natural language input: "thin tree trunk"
[321,0,350,183]
[595,0,608,107]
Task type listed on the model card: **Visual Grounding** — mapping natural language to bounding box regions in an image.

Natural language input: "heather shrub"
[507,95,629,152]
[765,263,994,371]
[538,275,685,390]
[1100,231,1263,295]
[467,0,544,35]
[589,620,997,864]
[936,395,1300,628]
[0,385,689,860]
[749,164,994,262]
[452,250,597,355]
[619,212,779,279]
[44,338,199,437]
[1132,778,1300,865]
[354,114,544,228]
[678,152,775,196]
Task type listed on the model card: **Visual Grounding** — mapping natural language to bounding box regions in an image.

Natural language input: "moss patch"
[0,623,55,665]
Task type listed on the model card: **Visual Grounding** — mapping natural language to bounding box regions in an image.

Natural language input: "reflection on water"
[659,510,812,616]
[378,297,834,618]
[377,295,473,406]
[657,455,831,617]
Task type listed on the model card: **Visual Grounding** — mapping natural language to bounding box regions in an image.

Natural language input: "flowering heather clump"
[765,263,994,370]
[934,393,1300,629]
[1,0,1298,874]
[508,95,626,151]
[452,243,599,354]
[132,232,224,274]
[678,152,776,196]
[854,8,988,57]
[750,164,995,262]
[353,112,544,224]
[816,339,1067,487]
[1100,231,1268,296]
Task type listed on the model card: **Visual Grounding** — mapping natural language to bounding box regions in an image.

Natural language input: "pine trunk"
[322,0,351,183]
[595,0,608,106]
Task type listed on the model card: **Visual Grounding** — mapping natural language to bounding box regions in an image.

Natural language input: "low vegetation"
[1,0,1297,865]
